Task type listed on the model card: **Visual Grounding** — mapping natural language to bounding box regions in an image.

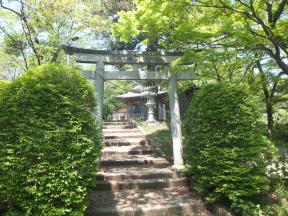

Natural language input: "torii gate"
[63,46,194,169]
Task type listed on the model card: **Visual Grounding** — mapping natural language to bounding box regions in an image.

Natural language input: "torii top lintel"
[63,45,183,65]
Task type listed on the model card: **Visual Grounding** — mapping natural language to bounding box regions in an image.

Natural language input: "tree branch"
[270,72,285,98]
[0,0,21,17]
[217,0,256,21]
[272,0,287,27]
[265,2,273,25]
[256,60,270,100]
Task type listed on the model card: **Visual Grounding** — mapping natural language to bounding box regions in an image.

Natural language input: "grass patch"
[137,121,173,160]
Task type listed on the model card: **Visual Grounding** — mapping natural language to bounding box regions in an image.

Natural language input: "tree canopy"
[112,0,288,137]
[0,0,109,68]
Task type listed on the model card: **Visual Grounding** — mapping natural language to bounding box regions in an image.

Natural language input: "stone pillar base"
[145,120,159,125]
[172,164,185,170]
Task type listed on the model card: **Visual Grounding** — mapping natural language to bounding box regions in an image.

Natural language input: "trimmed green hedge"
[184,83,275,215]
[0,64,102,215]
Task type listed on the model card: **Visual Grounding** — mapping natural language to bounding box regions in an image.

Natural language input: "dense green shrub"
[0,64,102,215]
[184,83,275,215]
[273,123,288,147]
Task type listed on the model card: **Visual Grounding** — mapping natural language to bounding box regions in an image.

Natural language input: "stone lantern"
[145,91,157,124]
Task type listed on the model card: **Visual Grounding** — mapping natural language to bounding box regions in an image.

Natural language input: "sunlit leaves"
[0,0,110,67]
[112,11,140,43]
[3,33,26,56]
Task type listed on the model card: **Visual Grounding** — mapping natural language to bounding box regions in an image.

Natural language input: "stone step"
[105,140,134,147]
[103,128,141,133]
[86,203,208,216]
[102,125,137,129]
[100,158,169,167]
[93,122,212,215]
[105,138,149,146]
[101,145,155,156]
[95,177,187,191]
[96,169,177,181]
[100,165,175,173]
[102,121,131,126]
[86,188,209,216]
[104,133,145,139]
[102,163,170,169]
[101,155,169,167]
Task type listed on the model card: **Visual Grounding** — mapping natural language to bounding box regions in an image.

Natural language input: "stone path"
[86,121,211,216]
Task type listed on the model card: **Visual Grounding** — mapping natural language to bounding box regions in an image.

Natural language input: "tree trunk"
[256,60,274,138]
[266,100,273,138]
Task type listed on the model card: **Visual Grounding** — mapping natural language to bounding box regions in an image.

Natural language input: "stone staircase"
[86,121,211,216]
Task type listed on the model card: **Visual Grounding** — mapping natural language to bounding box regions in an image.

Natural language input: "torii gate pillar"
[168,69,184,169]
[94,62,104,126]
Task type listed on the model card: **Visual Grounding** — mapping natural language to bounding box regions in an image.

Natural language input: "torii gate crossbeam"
[63,45,194,170]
